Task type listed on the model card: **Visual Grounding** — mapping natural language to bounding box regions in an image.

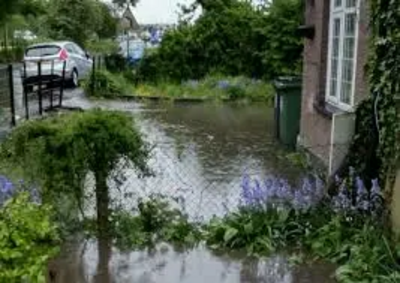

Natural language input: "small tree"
[0,109,149,239]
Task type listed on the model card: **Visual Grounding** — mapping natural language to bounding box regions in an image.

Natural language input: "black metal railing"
[21,60,67,118]
[0,60,68,131]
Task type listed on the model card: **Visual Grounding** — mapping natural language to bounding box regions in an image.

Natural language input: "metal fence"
[0,60,69,135]
[0,65,16,136]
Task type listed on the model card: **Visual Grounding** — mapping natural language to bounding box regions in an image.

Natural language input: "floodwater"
[50,240,336,283]
[49,92,336,283]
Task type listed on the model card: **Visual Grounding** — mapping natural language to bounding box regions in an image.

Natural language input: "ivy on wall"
[333,0,400,194]
[368,0,400,186]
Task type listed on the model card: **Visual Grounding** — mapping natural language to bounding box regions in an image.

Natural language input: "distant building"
[120,6,140,33]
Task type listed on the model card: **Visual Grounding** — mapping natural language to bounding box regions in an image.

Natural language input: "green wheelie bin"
[273,76,302,148]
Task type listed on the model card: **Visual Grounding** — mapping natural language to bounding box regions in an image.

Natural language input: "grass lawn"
[132,76,275,103]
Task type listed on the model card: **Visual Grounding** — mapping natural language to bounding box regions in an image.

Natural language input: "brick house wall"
[298,0,369,171]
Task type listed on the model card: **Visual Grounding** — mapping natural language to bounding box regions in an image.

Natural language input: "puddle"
[50,240,336,283]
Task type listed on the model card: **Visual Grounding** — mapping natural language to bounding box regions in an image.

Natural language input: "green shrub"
[0,109,150,240]
[0,193,59,283]
[84,196,201,249]
[85,39,118,55]
[83,69,131,98]
[136,0,303,83]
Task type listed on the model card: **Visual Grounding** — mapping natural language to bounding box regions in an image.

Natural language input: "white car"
[22,41,93,90]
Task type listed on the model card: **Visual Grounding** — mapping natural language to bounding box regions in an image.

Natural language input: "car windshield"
[25,45,61,57]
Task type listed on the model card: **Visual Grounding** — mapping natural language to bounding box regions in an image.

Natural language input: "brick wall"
[299,0,332,167]
[353,0,369,105]
[299,0,370,170]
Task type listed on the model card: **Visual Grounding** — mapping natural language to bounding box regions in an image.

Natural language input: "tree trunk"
[93,238,112,283]
[95,171,110,241]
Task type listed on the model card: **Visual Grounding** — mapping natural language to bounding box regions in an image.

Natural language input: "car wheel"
[70,69,79,87]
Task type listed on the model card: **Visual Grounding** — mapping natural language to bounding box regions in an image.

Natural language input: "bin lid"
[273,76,302,90]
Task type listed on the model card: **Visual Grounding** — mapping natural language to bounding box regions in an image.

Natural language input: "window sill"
[313,101,350,119]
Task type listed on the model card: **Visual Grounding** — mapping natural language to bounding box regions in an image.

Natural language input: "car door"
[73,43,92,77]
[65,43,82,75]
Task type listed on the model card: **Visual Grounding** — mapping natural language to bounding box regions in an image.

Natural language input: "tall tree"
[96,2,119,39]
[47,0,103,46]
[0,0,22,25]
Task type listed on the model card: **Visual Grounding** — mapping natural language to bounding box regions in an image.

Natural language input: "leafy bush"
[83,69,132,98]
[85,39,119,55]
[0,192,59,282]
[104,53,130,73]
[136,0,303,82]
[0,109,150,239]
[84,195,201,249]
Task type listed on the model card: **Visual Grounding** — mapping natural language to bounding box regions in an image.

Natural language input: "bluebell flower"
[241,174,252,205]
[292,190,303,210]
[331,183,352,212]
[355,177,368,210]
[240,175,323,211]
[0,176,14,195]
[370,179,381,199]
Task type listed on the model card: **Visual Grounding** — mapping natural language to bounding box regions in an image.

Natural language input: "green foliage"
[85,39,119,55]
[95,2,119,39]
[204,205,325,255]
[0,193,60,283]
[0,0,23,25]
[46,0,100,47]
[134,75,275,103]
[83,69,132,98]
[368,0,400,185]
[84,196,201,249]
[0,110,149,237]
[6,0,119,48]
[137,0,303,82]
[204,204,400,282]
[305,216,400,282]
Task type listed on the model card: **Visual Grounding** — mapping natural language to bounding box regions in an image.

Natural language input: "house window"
[326,0,359,110]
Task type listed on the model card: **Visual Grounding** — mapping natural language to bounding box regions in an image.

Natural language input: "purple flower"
[370,179,381,199]
[293,190,305,210]
[0,176,14,195]
[355,177,368,209]
[240,175,323,211]
[332,184,352,212]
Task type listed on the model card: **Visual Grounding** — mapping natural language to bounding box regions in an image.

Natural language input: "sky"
[105,0,196,24]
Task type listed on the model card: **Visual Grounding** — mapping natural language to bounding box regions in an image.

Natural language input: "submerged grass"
[83,68,274,103]
[133,75,274,103]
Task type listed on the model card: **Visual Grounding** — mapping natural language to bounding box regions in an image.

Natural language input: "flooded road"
[50,93,335,283]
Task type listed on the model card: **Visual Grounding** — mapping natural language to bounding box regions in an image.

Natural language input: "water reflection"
[51,242,336,283]
[138,102,302,181]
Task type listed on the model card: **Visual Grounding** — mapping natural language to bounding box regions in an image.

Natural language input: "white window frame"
[325,0,360,112]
